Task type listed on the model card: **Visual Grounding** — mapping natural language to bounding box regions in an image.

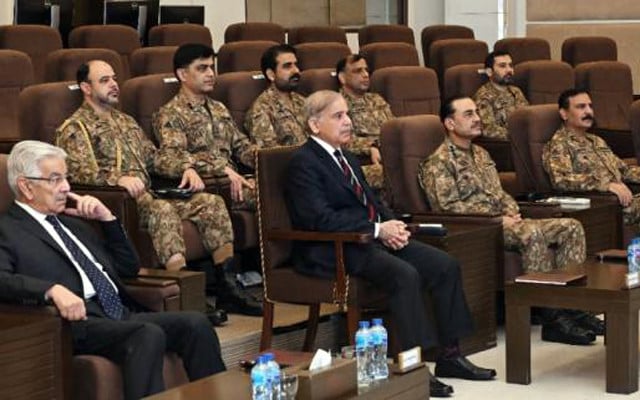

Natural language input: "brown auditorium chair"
[429,39,488,93]
[0,153,189,400]
[130,46,178,77]
[0,50,33,154]
[508,104,627,249]
[296,68,339,97]
[493,37,551,65]
[359,42,419,73]
[0,25,62,84]
[370,66,439,116]
[294,42,351,70]
[513,60,574,105]
[358,24,415,47]
[631,100,640,165]
[421,25,474,67]
[224,22,285,44]
[216,40,278,74]
[68,25,141,81]
[443,63,485,99]
[287,26,347,45]
[561,36,617,67]
[378,116,501,352]
[574,61,633,159]
[44,48,124,83]
[148,23,212,47]
[211,70,270,131]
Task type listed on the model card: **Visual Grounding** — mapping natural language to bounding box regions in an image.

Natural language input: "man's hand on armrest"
[45,284,86,321]
[608,182,633,207]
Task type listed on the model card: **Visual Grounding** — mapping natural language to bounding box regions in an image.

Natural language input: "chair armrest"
[408,212,503,225]
[0,303,59,316]
[517,202,563,218]
[138,269,206,312]
[123,278,181,312]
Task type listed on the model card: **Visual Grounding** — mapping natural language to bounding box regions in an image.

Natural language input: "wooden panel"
[330,0,366,27]
[271,0,329,28]
[527,0,640,21]
[246,0,271,22]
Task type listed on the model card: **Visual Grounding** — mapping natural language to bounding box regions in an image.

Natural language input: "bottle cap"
[263,353,274,361]
[372,318,383,326]
[358,320,370,329]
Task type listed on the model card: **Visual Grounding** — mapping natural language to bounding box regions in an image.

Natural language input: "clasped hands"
[378,219,410,250]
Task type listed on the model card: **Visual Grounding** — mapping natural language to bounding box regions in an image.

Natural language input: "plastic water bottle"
[263,352,281,400]
[628,238,640,273]
[370,318,389,380]
[355,320,372,387]
[251,356,270,400]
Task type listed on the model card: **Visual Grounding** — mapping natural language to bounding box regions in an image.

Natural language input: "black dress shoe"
[205,303,228,327]
[435,355,496,380]
[541,316,596,345]
[216,273,263,316]
[573,312,605,336]
[430,374,453,397]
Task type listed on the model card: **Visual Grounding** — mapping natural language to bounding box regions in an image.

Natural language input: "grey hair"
[304,90,344,123]
[7,140,67,196]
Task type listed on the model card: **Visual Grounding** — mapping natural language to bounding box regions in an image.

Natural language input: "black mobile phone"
[239,359,256,371]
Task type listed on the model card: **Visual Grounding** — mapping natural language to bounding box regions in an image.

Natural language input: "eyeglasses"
[23,174,68,186]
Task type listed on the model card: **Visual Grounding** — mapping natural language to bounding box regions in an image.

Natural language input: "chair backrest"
[492,37,551,65]
[358,24,415,47]
[513,60,574,105]
[210,71,269,131]
[0,154,12,213]
[508,104,562,193]
[0,25,62,84]
[630,100,640,165]
[574,61,633,131]
[256,146,298,270]
[561,36,617,67]
[370,66,440,117]
[19,81,83,144]
[294,42,351,70]
[68,25,141,81]
[120,73,180,141]
[421,25,474,67]
[296,68,338,97]
[44,48,124,83]
[148,23,212,47]
[0,50,34,153]
[224,22,285,44]
[443,63,485,100]
[380,115,446,213]
[359,42,420,73]
[287,26,347,45]
[429,39,488,91]
[130,46,178,77]
[216,40,278,75]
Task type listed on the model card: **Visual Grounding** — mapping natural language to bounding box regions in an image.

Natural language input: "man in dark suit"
[0,140,225,399]
[285,91,496,397]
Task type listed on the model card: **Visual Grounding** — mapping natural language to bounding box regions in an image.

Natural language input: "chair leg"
[346,307,361,346]
[303,304,321,352]
[260,300,275,351]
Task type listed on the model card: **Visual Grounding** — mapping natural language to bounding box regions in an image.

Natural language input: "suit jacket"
[285,138,394,278]
[0,203,141,312]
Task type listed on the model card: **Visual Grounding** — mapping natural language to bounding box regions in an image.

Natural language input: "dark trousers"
[71,308,225,400]
[353,239,474,352]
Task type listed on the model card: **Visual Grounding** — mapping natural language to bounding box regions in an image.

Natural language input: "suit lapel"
[306,139,361,199]
[8,204,70,259]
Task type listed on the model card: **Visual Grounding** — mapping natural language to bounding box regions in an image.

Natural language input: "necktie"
[45,215,124,320]
[334,150,377,221]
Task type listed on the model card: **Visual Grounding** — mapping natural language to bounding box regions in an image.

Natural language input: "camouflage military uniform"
[153,89,258,209]
[419,137,586,272]
[55,102,234,266]
[244,85,307,148]
[341,88,394,191]
[473,82,529,139]
[543,126,640,225]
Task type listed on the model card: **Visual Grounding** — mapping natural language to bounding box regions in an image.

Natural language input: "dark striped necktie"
[334,150,377,221]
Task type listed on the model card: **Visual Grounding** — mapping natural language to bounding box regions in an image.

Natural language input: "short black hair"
[558,88,589,110]
[76,62,90,86]
[484,50,511,69]
[260,44,297,78]
[335,53,365,76]
[173,43,215,79]
[440,95,471,123]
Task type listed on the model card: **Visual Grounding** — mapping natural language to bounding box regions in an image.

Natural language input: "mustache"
[289,73,301,81]
[582,115,594,121]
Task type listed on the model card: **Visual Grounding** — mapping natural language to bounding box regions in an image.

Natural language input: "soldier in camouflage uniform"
[543,89,640,226]
[244,44,307,148]
[153,44,258,211]
[419,96,599,345]
[473,51,529,139]
[336,54,393,191]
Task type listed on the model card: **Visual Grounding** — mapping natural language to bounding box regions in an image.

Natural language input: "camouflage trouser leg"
[504,218,586,272]
[623,196,640,226]
[172,192,235,265]
[362,163,387,204]
[136,191,186,265]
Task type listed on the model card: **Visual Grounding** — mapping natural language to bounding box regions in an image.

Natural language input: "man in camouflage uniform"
[336,54,393,191]
[420,96,601,345]
[153,44,258,211]
[543,89,640,226]
[56,60,260,316]
[244,44,307,148]
[473,51,528,139]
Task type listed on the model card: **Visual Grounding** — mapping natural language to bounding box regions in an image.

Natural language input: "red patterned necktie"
[334,150,377,221]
